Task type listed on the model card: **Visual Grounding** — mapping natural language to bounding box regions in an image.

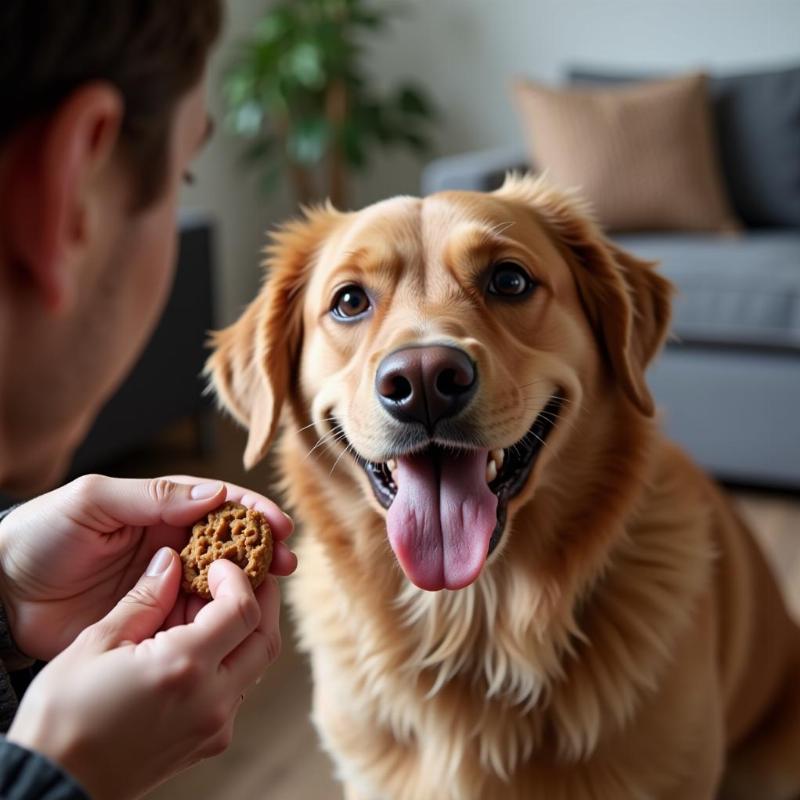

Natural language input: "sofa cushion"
[613,231,800,348]
[512,74,738,233]
[569,65,800,229]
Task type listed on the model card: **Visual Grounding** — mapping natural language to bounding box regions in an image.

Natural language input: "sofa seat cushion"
[613,231,800,348]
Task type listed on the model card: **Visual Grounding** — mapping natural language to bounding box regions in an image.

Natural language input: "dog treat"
[181,501,273,600]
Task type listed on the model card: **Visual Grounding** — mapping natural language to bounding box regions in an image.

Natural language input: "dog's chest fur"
[283,433,715,800]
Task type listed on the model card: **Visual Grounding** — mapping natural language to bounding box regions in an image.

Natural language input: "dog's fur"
[208,176,800,800]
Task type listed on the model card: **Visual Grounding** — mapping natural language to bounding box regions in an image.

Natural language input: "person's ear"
[0,83,123,314]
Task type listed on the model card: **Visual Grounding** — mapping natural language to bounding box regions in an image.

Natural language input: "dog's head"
[209,175,672,592]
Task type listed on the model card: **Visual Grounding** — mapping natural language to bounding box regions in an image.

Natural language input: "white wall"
[184,0,800,322]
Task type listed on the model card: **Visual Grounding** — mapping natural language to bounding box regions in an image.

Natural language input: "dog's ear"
[496,175,673,416]
[206,204,342,468]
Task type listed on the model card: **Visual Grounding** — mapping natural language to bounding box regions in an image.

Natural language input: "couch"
[421,67,800,488]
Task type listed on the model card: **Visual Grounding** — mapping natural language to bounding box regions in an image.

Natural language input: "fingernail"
[146,547,172,577]
[191,481,224,500]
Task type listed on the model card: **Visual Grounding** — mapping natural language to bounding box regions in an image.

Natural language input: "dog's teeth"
[490,448,505,469]
[485,460,498,483]
[387,458,397,472]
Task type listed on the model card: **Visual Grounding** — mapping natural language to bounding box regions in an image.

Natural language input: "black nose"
[375,345,477,429]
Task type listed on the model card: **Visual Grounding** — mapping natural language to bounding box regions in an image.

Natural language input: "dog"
[208,175,800,800]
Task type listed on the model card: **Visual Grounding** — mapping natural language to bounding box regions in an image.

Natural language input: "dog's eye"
[488,262,535,298]
[331,284,371,320]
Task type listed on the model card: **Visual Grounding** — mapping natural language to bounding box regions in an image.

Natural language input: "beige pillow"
[512,73,739,232]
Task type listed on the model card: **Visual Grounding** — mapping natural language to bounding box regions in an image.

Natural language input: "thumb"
[90,548,181,649]
[71,474,227,528]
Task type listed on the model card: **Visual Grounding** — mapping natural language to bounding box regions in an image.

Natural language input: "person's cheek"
[127,201,181,352]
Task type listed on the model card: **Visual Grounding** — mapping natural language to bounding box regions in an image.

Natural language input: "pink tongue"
[386,449,498,591]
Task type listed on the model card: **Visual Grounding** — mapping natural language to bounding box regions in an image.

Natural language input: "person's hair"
[0,1,223,209]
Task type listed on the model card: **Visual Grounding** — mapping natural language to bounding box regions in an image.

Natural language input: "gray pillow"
[568,65,800,229]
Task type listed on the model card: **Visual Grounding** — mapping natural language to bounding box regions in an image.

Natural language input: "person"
[0,3,297,798]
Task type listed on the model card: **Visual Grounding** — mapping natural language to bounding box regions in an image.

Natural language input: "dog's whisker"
[515,380,547,391]
[329,440,356,477]
[517,428,549,451]
[488,219,516,237]
[519,395,582,425]
[518,393,574,407]
[305,428,340,455]
[551,394,581,411]
[294,416,337,435]
[303,425,348,461]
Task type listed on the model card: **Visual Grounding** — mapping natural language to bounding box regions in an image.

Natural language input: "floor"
[105,416,799,800]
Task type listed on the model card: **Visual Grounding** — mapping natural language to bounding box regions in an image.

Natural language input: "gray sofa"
[421,67,800,488]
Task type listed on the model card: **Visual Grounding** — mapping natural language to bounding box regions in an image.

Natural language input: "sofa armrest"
[421,146,529,195]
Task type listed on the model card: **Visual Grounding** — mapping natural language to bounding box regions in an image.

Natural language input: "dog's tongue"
[386,449,498,591]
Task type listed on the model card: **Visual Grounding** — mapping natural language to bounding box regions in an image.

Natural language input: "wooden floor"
[105,417,799,800]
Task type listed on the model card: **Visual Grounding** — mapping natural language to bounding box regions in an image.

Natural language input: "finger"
[162,593,189,631]
[164,475,294,541]
[70,474,228,529]
[181,560,261,662]
[185,593,206,624]
[221,577,282,687]
[236,492,294,542]
[254,575,281,639]
[162,591,206,630]
[269,541,297,576]
[196,719,236,761]
[89,548,181,650]
[221,627,281,691]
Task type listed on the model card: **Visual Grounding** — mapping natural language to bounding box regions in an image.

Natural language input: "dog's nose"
[375,345,477,429]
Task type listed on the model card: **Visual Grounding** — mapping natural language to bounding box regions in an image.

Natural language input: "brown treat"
[181,501,273,600]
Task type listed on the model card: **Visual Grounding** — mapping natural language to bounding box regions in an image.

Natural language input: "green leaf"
[350,10,385,29]
[282,42,327,89]
[258,162,284,197]
[341,123,367,168]
[239,136,277,166]
[287,117,332,165]
[399,130,429,154]
[396,85,434,117]
[227,101,264,137]
[221,0,441,178]
[254,8,295,43]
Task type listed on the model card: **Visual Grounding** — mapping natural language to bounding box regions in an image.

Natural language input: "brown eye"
[331,284,371,320]
[488,262,535,298]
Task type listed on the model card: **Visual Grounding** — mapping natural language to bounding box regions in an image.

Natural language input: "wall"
[358,0,800,201]
[183,0,800,322]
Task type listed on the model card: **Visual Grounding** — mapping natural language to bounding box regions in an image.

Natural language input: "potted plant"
[223,0,437,209]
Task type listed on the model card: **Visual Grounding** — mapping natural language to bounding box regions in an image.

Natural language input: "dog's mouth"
[338,396,562,592]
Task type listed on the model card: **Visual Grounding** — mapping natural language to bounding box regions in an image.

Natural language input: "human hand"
[0,474,296,660]
[7,547,281,800]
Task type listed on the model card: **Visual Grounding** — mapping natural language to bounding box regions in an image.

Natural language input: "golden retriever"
[208,175,800,800]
